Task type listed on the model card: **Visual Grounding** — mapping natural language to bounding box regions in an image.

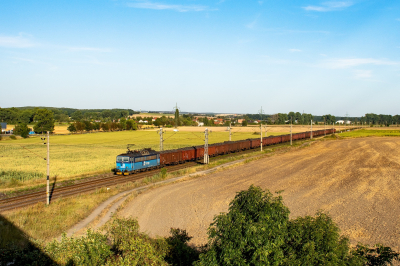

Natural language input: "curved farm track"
[121,137,400,249]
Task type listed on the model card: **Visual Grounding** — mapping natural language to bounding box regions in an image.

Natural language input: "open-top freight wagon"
[114,128,338,175]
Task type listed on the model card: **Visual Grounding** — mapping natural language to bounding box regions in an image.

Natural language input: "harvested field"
[121,137,400,250]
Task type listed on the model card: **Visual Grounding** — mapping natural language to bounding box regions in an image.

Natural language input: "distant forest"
[0,107,139,124]
[0,107,399,126]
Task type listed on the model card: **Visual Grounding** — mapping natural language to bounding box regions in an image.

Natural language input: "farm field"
[0,129,289,192]
[121,137,400,249]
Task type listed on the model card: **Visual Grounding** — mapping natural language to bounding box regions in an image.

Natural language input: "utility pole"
[173,103,180,129]
[290,117,292,145]
[229,122,232,141]
[204,128,209,164]
[260,123,263,151]
[258,106,265,151]
[46,131,50,205]
[158,127,164,151]
[324,117,326,136]
[310,120,313,139]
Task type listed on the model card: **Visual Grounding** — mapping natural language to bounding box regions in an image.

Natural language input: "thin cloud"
[0,34,35,48]
[353,70,372,79]
[246,14,260,29]
[324,58,399,69]
[127,1,213,12]
[289,49,302,52]
[303,1,353,12]
[67,47,112,52]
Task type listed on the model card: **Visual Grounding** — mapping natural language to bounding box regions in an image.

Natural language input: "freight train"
[115,128,336,175]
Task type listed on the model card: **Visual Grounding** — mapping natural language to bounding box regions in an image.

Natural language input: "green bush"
[46,230,112,265]
[165,228,200,265]
[10,135,17,140]
[105,217,168,265]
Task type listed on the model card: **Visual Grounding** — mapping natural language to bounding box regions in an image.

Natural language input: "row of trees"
[0,107,136,124]
[244,112,315,125]
[67,119,138,133]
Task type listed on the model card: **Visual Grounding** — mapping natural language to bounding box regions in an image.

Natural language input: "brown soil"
[122,137,400,249]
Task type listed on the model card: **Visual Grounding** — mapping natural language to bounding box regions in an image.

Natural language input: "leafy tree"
[101,122,110,131]
[14,123,30,138]
[67,123,77,133]
[165,228,200,265]
[126,120,137,130]
[196,185,290,265]
[83,121,92,132]
[92,122,101,131]
[19,110,34,124]
[195,186,391,265]
[33,109,55,134]
[241,120,248,127]
[71,110,83,121]
[75,122,85,133]
[322,114,336,125]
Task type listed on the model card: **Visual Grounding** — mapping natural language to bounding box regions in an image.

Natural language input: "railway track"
[1,129,354,212]
[0,162,198,212]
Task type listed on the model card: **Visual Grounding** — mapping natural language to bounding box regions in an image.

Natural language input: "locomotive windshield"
[116,156,130,162]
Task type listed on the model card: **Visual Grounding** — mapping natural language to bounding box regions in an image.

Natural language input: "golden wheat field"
[0,128,288,191]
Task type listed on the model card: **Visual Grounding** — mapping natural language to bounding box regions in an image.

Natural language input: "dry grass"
[2,188,119,242]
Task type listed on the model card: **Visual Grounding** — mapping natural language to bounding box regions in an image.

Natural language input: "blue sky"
[1,0,399,116]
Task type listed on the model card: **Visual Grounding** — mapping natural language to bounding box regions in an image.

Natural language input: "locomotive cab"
[115,148,160,175]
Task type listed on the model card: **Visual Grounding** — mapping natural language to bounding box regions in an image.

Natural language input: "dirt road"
[121,137,400,249]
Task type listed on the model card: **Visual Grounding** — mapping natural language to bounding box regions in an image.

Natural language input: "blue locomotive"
[115,148,160,175]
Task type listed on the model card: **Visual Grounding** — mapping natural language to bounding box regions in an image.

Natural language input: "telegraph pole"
[204,128,209,164]
[290,117,292,145]
[324,117,326,136]
[310,120,313,139]
[260,123,263,151]
[158,127,164,151]
[46,131,50,205]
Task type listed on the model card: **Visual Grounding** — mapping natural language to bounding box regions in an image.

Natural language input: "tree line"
[0,107,137,124]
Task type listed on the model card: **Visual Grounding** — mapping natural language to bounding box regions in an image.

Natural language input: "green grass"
[338,129,400,138]
[0,130,288,190]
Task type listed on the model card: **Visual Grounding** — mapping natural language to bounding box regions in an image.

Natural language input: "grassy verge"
[338,129,400,138]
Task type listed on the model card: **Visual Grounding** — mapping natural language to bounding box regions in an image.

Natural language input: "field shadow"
[49,176,57,202]
[0,214,55,265]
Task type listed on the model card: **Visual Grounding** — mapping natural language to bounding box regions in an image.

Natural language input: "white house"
[336,120,351,125]
[198,122,204,127]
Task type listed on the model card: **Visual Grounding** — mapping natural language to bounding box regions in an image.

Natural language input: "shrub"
[105,217,168,265]
[10,135,17,140]
[165,228,200,265]
[14,123,30,138]
[46,230,112,265]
